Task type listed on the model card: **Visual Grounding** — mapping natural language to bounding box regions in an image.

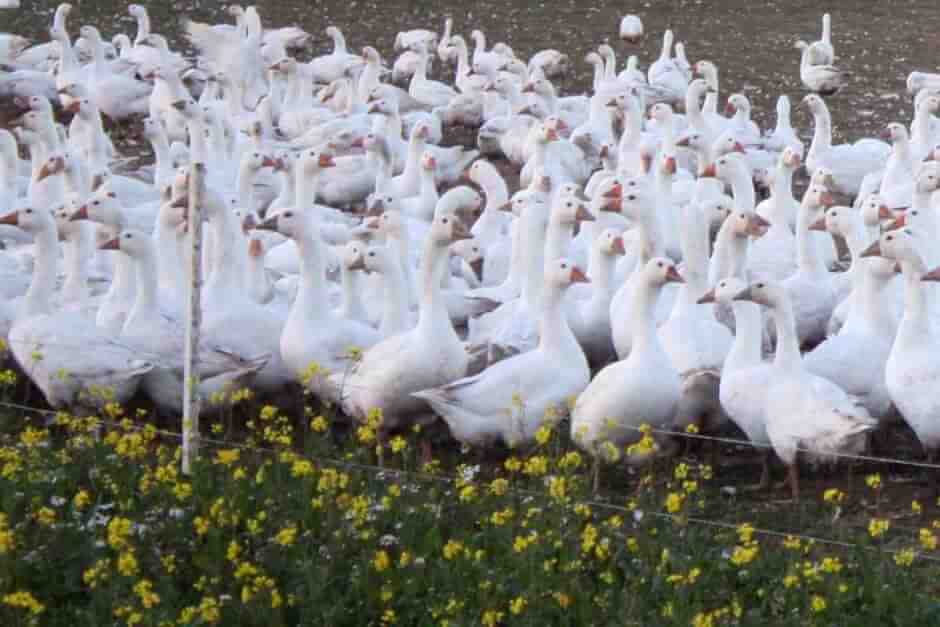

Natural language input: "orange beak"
[664,156,677,174]
[65,100,81,114]
[575,205,595,222]
[665,265,685,283]
[808,216,827,232]
[611,236,626,256]
[351,136,365,148]
[248,238,263,258]
[261,156,278,168]
[366,217,381,229]
[696,289,716,304]
[603,182,622,199]
[69,205,89,221]
[0,211,18,226]
[545,128,559,142]
[701,163,717,178]
[732,142,746,154]
[100,237,120,250]
[570,266,590,284]
[859,241,882,258]
[747,214,771,237]
[725,103,736,115]
[889,214,906,229]
[819,191,835,208]
[922,267,940,282]
[319,154,336,168]
[521,82,535,93]
[451,220,472,241]
[601,196,622,213]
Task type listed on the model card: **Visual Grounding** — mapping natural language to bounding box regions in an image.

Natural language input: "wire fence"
[0,395,938,565]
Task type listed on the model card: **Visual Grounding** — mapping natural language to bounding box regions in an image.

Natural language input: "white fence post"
[182,162,204,475]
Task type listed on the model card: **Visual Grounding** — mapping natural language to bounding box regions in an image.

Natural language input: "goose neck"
[795,205,826,275]
[627,277,663,357]
[896,264,931,345]
[126,243,159,329]
[340,263,367,321]
[416,237,451,333]
[770,298,802,372]
[521,209,548,310]
[727,164,756,210]
[22,225,58,317]
[380,259,408,335]
[726,301,762,371]
[292,229,329,323]
[809,110,833,158]
[537,281,582,359]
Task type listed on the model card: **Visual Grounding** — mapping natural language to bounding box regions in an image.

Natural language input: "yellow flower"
[868,518,890,538]
[481,610,504,627]
[35,507,56,526]
[737,522,755,544]
[194,516,210,536]
[117,550,139,577]
[381,609,397,624]
[919,528,938,551]
[782,535,801,551]
[674,463,689,480]
[865,473,882,490]
[811,595,827,613]
[823,488,844,504]
[783,574,799,589]
[373,550,391,572]
[274,525,297,547]
[291,459,314,478]
[665,492,684,513]
[548,476,568,501]
[311,415,328,432]
[504,457,522,472]
[443,539,464,560]
[534,425,552,445]
[108,517,133,549]
[912,500,923,514]
[820,557,842,574]
[459,485,477,503]
[390,436,407,453]
[509,596,527,615]
[174,482,192,501]
[399,551,412,567]
[2,591,45,615]
[558,451,582,470]
[133,579,161,609]
[214,449,240,466]
[894,548,915,567]
[523,455,549,476]
[730,544,759,566]
[489,478,509,496]
[552,592,572,609]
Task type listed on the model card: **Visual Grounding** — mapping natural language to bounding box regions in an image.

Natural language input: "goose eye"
[25,209,32,214]
[657,261,663,268]
[126,234,133,239]
[93,200,99,206]
[627,194,636,201]
[369,252,376,257]
[756,282,765,288]
[442,218,449,224]
[886,235,894,241]
[561,263,567,269]
[284,211,293,218]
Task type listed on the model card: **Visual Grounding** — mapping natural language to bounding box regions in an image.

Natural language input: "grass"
[0,371,939,626]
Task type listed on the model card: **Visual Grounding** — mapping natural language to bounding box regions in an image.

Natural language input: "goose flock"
[2,5,940,498]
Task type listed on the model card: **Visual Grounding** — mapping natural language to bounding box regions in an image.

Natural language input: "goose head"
[585,52,604,73]
[914,161,940,195]
[700,151,748,183]
[697,276,747,305]
[800,94,828,117]
[72,188,121,225]
[882,122,909,144]
[599,228,627,258]
[420,151,437,173]
[800,184,835,216]
[552,195,594,226]
[451,238,485,281]
[642,257,685,287]
[428,212,471,246]
[99,229,149,256]
[619,14,644,44]
[78,26,103,46]
[36,153,67,182]
[254,208,313,241]
[731,280,784,308]
[701,195,735,231]
[712,132,747,158]
[548,257,590,289]
[296,149,336,179]
[0,206,55,234]
[729,207,770,239]
[725,94,750,117]
[693,60,718,90]
[858,193,898,229]
[860,228,926,273]
[362,244,393,275]
[686,78,712,101]
[341,240,368,273]
[435,186,483,223]
[605,181,654,220]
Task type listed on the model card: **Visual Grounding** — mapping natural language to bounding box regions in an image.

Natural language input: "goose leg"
[786,463,800,502]
[592,456,601,495]
[420,438,433,467]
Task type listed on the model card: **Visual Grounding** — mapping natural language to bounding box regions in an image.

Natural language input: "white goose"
[733,280,876,500]
[803,94,889,197]
[255,208,380,402]
[335,206,475,433]
[416,258,591,448]
[572,258,685,461]
[866,229,940,459]
[0,205,153,411]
